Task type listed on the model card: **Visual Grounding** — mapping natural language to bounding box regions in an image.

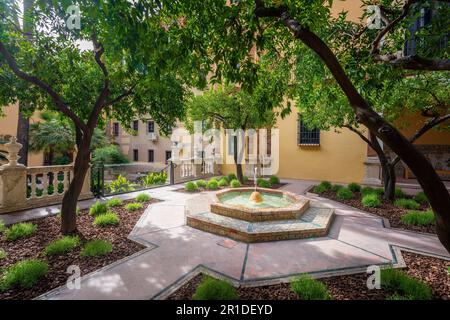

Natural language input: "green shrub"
[290,275,331,300]
[196,179,207,188]
[5,223,37,241]
[124,202,143,211]
[257,178,272,188]
[193,276,239,300]
[242,176,249,183]
[394,198,420,210]
[361,186,375,196]
[0,220,5,233]
[89,201,108,216]
[401,210,435,226]
[207,179,219,190]
[347,183,361,192]
[185,181,198,192]
[331,184,343,192]
[381,268,432,300]
[268,175,280,185]
[81,240,113,257]
[0,259,48,291]
[313,185,327,194]
[361,193,382,208]
[44,236,80,256]
[107,198,123,207]
[0,249,6,260]
[94,212,120,227]
[336,188,354,200]
[318,181,332,190]
[141,171,167,186]
[107,175,135,193]
[136,193,151,202]
[414,192,429,205]
[92,145,129,166]
[218,177,229,187]
[227,173,237,182]
[230,179,241,188]
[395,187,405,198]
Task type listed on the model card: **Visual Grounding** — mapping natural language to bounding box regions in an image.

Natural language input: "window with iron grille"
[298,115,320,146]
[133,149,139,162]
[113,122,119,136]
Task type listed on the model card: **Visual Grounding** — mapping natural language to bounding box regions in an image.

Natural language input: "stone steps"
[187,206,334,243]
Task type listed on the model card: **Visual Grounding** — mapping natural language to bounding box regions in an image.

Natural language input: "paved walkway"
[35,179,450,300]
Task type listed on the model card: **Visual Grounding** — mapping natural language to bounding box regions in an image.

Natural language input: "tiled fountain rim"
[213,187,309,214]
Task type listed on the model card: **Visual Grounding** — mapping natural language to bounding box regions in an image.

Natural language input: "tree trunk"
[16,0,34,166]
[275,19,450,252]
[384,163,396,201]
[17,108,29,166]
[60,140,91,234]
[233,135,244,183]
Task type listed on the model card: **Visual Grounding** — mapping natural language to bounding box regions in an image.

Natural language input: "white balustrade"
[0,136,93,214]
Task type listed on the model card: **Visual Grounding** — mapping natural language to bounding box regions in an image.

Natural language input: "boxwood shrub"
[361,193,382,208]
[401,210,435,226]
[336,188,354,200]
[0,259,48,291]
[93,212,120,227]
[394,199,420,210]
[5,223,37,241]
[89,201,108,216]
[347,183,361,192]
[185,181,198,192]
[381,268,432,300]
[81,240,113,257]
[44,236,80,256]
[193,276,239,300]
[290,275,331,300]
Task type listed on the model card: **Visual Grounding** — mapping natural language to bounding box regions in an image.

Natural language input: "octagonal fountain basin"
[210,187,310,222]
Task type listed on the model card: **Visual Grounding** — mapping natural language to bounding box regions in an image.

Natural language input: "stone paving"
[22,179,450,300]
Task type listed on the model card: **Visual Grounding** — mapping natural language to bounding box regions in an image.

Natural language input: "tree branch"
[87,33,110,130]
[0,41,88,133]
[345,125,374,148]
[371,0,450,71]
[392,113,450,166]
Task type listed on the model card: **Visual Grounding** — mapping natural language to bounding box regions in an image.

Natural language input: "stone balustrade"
[0,137,93,214]
[172,157,219,183]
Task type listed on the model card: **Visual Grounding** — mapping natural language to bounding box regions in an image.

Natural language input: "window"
[228,134,235,156]
[165,151,172,163]
[148,121,155,133]
[298,115,320,146]
[148,149,154,163]
[133,149,139,162]
[132,120,139,133]
[113,122,119,137]
[404,5,448,56]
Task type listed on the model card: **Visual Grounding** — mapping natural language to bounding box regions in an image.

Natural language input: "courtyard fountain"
[187,170,334,243]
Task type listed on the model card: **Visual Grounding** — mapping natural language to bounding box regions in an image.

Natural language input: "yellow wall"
[397,112,450,146]
[0,103,44,166]
[276,112,367,183]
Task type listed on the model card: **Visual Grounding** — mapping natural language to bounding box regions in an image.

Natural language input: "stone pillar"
[362,156,382,186]
[0,137,28,209]
[80,165,93,199]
